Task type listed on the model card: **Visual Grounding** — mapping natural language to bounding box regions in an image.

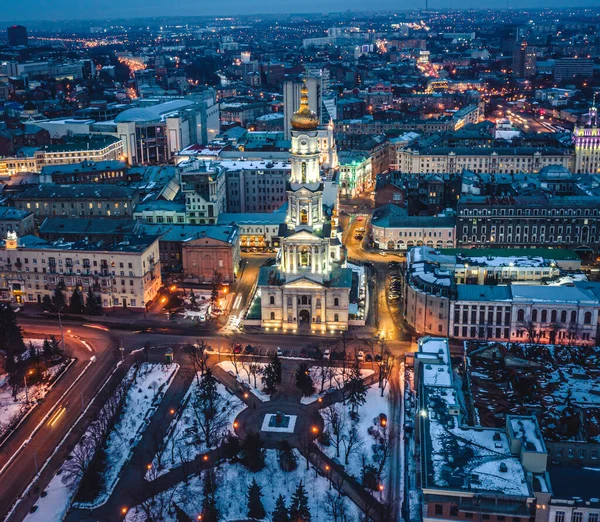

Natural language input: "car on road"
[379,251,387,256]
[356,216,364,221]
[233,343,242,354]
[276,347,283,357]
[388,294,399,300]
[388,261,399,268]
[356,227,365,233]
[357,350,365,361]
[354,234,363,240]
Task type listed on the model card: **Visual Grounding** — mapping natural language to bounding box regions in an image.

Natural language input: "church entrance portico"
[299,309,311,325]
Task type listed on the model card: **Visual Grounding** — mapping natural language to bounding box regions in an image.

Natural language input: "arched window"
[334,313,339,322]
[301,295,308,305]
[517,309,525,322]
[584,311,592,325]
[551,310,557,323]
[541,310,548,323]
[269,295,275,305]
[570,311,577,324]
[560,310,567,323]
[270,312,275,320]
[532,309,538,322]
[334,297,339,307]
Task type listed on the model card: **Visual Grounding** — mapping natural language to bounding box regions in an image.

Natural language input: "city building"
[11,184,139,222]
[572,105,600,174]
[397,146,572,174]
[553,58,594,83]
[254,81,352,332]
[0,232,161,311]
[223,160,290,213]
[6,25,27,47]
[512,40,537,78]
[404,246,599,344]
[370,204,455,251]
[0,207,36,237]
[39,161,130,184]
[337,151,372,197]
[414,337,540,522]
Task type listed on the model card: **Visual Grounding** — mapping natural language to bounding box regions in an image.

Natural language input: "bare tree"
[324,490,352,522]
[370,422,393,480]
[229,341,240,375]
[188,340,210,384]
[343,424,362,466]
[190,368,229,448]
[323,404,347,459]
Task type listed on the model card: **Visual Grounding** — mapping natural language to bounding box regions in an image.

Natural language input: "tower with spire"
[573,95,600,174]
[256,80,351,332]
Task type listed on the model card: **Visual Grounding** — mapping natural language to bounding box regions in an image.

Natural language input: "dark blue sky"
[0,0,594,23]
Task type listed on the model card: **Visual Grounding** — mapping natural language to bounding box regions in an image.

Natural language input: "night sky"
[0,0,595,23]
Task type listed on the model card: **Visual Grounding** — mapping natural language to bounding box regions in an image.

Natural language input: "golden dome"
[291,81,319,130]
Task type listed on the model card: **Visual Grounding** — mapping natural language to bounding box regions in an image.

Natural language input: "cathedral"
[257,81,352,332]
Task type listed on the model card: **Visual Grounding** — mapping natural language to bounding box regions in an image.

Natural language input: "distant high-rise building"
[501,24,518,56]
[283,75,322,140]
[512,40,536,78]
[7,25,27,47]
[554,58,594,83]
[573,102,600,174]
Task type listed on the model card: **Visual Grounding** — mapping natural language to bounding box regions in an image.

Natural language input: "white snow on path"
[126,449,362,522]
[146,376,246,479]
[218,360,271,401]
[25,363,178,521]
[76,363,179,509]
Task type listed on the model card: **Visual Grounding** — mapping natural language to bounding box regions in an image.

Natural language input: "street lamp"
[24,369,34,404]
[57,305,66,352]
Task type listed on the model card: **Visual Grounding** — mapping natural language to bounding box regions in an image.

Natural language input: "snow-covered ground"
[320,382,391,483]
[75,363,179,509]
[146,376,246,479]
[301,366,375,404]
[0,342,72,439]
[127,449,362,522]
[217,360,270,401]
[26,363,178,520]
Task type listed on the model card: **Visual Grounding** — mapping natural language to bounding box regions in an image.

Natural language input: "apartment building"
[0,233,161,311]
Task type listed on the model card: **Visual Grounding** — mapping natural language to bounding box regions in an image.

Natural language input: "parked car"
[233,343,242,354]
[357,351,365,361]
[323,349,331,360]
[388,261,399,268]
[365,353,373,362]
[244,344,254,354]
[379,251,387,256]
[356,227,366,233]
[299,348,307,358]
[276,347,283,357]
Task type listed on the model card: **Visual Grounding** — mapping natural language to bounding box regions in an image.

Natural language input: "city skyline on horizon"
[0,0,598,24]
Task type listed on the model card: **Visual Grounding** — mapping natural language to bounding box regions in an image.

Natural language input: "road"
[0,321,119,522]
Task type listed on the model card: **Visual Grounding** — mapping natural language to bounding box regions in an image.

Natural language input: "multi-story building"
[404,246,600,344]
[222,160,290,213]
[7,25,28,47]
[397,146,572,174]
[34,135,124,167]
[512,40,536,78]
[179,160,227,225]
[554,58,594,83]
[457,167,600,253]
[414,337,541,522]
[39,161,130,184]
[338,151,372,197]
[0,232,161,311]
[11,184,139,222]
[370,204,455,251]
[0,207,36,237]
[572,105,600,174]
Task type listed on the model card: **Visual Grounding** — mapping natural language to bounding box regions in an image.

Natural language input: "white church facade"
[257,81,352,332]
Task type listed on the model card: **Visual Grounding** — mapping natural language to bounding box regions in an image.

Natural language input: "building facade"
[256,81,351,332]
[0,233,161,311]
